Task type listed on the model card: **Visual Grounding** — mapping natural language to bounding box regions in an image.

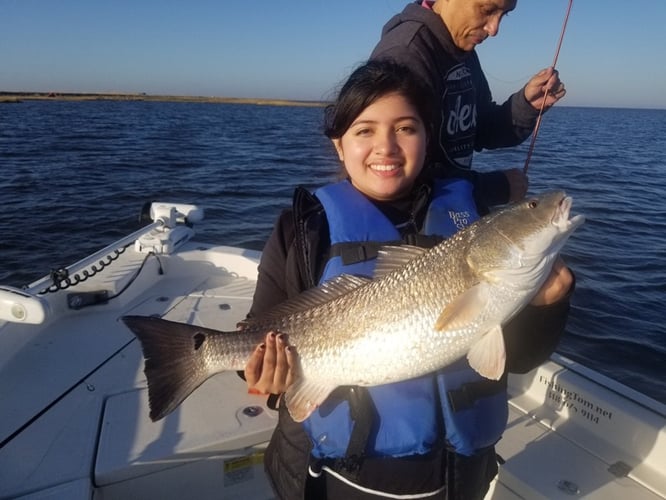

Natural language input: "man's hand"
[524,67,566,110]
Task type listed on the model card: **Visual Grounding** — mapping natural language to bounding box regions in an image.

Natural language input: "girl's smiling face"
[332,92,427,201]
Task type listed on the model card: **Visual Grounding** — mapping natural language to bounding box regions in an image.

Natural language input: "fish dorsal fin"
[373,245,428,279]
[240,274,371,326]
[284,378,337,422]
[466,324,506,380]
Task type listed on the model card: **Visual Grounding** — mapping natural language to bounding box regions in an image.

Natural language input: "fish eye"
[528,200,538,209]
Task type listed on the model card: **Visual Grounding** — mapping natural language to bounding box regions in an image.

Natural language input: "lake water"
[1,100,665,403]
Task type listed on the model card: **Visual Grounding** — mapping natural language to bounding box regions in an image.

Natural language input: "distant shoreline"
[0,91,326,107]
[2,92,663,111]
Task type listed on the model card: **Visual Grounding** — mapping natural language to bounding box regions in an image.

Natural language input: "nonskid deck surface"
[0,242,278,499]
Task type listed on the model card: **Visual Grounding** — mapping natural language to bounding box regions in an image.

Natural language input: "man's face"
[434,0,517,51]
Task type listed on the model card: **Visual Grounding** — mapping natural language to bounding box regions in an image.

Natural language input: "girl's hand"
[531,257,573,306]
[244,331,299,394]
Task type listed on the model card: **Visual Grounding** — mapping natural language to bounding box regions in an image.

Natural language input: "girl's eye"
[355,128,373,137]
[397,119,422,134]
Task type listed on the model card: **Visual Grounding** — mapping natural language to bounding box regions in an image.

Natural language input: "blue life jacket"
[302,179,508,459]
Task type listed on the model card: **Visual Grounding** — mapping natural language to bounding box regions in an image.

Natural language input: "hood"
[379,2,469,62]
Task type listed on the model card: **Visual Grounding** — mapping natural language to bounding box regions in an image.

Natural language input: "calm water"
[1,101,665,403]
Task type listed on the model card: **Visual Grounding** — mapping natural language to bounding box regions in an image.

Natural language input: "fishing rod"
[523,0,574,174]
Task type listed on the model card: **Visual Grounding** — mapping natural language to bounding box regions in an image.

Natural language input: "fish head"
[467,191,585,282]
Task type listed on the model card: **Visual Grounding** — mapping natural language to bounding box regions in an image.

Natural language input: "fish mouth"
[553,194,585,232]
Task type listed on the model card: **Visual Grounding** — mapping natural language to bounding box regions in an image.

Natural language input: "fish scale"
[123,190,584,422]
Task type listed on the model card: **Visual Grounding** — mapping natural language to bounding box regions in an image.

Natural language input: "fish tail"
[122,315,223,421]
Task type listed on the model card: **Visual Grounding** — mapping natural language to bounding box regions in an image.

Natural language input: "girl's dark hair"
[324,59,434,141]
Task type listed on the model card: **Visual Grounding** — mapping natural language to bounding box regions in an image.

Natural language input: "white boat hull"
[1,212,663,499]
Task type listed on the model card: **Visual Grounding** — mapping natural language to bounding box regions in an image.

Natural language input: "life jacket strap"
[341,386,377,476]
[329,234,444,267]
[266,393,281,411]
[310,386,379,478]
[446,379,506,412]
[329,242,392,266]
[402,233,444,248]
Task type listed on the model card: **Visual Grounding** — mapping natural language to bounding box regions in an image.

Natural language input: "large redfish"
[123,191,584,422]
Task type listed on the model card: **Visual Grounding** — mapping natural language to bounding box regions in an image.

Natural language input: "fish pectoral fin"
[466,324,506,380]
[434,284,487,331]
[284,379,337,422]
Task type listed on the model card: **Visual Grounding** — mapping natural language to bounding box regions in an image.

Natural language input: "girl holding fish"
[244,59,574,499]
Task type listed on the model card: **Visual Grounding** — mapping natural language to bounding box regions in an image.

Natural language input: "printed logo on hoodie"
[440,63,476,169]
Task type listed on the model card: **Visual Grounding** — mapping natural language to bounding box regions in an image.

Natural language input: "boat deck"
[494,358,665,499]
[1,234,664,499]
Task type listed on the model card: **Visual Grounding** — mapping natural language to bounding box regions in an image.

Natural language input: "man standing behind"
[371,0,567,211]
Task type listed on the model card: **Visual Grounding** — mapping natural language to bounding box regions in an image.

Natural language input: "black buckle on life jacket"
[330,241,398,266]
[401,233,443,248]
[331,234,443,268]
[447,379,506,412]
[340,244,379,266]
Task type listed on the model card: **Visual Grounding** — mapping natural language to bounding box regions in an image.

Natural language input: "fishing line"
[523,0,574,174]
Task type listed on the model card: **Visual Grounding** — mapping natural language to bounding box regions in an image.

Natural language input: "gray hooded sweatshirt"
[371,2,540,208]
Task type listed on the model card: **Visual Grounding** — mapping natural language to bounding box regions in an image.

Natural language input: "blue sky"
[2,0,665,109]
